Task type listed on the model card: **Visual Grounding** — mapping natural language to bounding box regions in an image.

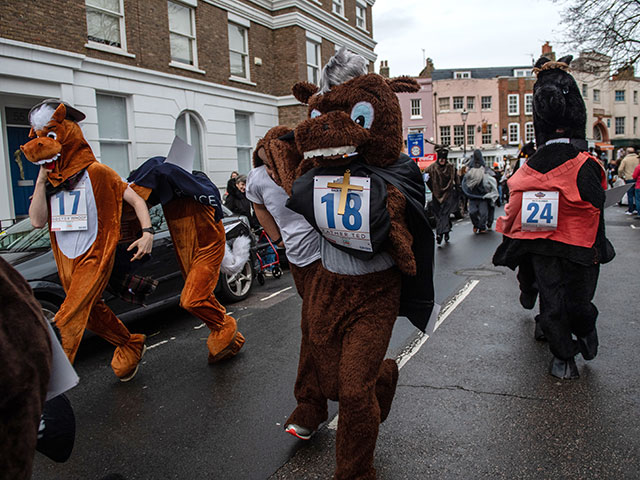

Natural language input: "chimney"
[541,41,556,61]
[613,64,635,80]
[379,60,390,78]
[420,58,434,78]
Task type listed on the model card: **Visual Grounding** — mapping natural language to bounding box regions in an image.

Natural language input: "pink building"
[395,75,435,156]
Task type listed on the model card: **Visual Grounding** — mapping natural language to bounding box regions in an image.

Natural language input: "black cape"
[128,156,223,222]
[289,154,436,332]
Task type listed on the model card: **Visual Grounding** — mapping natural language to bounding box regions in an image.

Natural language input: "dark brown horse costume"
[279,49,435,479]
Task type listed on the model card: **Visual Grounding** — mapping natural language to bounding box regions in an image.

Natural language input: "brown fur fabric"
[283,72,422,479]
[0,258,52,479]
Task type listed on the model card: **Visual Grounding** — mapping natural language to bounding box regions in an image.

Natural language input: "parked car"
[0,205,257,323]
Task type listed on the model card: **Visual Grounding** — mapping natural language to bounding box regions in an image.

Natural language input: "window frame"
[332,0,345,17]
[355,1,367,30]
[85,0,128,52]
[228,21,250,80]
[235,111,253,174]
[615,90,626,102]
[614,116,625,135]
[524,93,533,115]
[454,71,471,79]
[508,122,520,144]
[410,98,422,119]
[95,92,132,177]
[452,96,464,110]
[513,68,533,77]
[481,96,492,110]
[508,94,519,116]
[581,83,588,98]
[481,123,492,144]
[593,89,601,103]
[467,96,475,111]
[440,125,451,146]
[439,97,450,112]
[175,111,204,172]
[524,121,535,143]
[306,38,321,85]
[453,125,464,146]
[168,0,199,68]
[467,124,475,146]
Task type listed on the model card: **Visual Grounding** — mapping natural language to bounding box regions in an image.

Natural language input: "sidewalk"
[271,207,640,479]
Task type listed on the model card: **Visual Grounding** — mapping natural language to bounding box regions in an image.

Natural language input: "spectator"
[225,171,239,200]
[617,147,639,215]
[633,154,640,219]
[225,174,259,228]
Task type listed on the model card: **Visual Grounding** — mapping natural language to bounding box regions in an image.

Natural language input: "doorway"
[6,107,37,217]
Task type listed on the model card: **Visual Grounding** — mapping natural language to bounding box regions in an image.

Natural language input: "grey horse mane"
[319,47,368,94]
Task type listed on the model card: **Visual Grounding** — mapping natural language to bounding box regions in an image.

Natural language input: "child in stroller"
[254,227,283,285]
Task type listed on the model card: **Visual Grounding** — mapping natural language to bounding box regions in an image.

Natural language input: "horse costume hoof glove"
[549,356,579,380]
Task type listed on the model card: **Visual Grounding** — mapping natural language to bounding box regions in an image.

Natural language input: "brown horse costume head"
[21,101,95,187]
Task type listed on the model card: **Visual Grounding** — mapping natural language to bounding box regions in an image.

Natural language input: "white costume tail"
[220,235,251,275]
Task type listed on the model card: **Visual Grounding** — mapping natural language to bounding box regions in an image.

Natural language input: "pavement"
[271,206,640,479]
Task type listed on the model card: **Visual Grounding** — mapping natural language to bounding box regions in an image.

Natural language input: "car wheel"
[220,260,253,302]
[39,298,62,342]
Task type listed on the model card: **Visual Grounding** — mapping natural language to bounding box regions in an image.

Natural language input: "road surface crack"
[399,383,548,401]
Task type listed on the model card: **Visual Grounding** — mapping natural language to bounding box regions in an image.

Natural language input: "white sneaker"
[625,211,634,215]
[285,424,314,440]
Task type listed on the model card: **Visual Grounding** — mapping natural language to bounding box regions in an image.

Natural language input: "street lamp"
[461,108,469,162]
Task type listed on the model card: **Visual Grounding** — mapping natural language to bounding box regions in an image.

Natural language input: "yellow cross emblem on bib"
[327,170,364,215]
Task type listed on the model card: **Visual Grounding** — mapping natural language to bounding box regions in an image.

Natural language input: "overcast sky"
[372,0,568,76]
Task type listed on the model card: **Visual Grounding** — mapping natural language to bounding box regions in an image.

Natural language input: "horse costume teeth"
[35,153,60,165]
[303,145,356,159]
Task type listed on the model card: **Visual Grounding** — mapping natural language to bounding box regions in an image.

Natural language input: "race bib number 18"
[521,191,559,231]
[313,173,372,252]
[50,185,88,231]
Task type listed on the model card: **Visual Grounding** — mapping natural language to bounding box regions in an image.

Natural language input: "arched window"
[175,111,203,171]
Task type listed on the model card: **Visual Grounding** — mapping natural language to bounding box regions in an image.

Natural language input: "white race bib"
[521,191,559,231]
[313,173,372,252]
[50,183,88,232]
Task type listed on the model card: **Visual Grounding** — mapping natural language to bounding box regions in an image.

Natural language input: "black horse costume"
[493,55,614,379]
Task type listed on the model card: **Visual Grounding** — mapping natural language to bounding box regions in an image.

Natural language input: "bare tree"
[555,0,640,74]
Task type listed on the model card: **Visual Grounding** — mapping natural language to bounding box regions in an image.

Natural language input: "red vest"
[496,152,605,248]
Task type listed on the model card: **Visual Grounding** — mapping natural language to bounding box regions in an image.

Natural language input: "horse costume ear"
[386,76,420,93]
[557,55,573,66]
[534,56,552,69]
[292,82,319,104]
[52,103,67,123]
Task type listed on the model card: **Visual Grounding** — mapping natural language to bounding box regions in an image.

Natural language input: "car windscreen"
[0,220,51,252]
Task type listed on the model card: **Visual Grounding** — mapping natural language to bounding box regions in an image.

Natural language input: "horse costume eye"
[310,109,321,119]
[47,131,57,140]
[561,87,569,95]
[350,102,374,129]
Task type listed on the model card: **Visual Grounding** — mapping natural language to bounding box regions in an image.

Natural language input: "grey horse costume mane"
[318,47,368,94]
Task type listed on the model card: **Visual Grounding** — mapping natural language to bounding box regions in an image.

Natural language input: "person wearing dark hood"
[512,141,536,175]
[224,174,259,228]
[493,55,614,379]
[426,147,458,244]
[461,149,499,233]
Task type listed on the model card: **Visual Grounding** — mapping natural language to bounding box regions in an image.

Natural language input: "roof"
[431,66,534,80]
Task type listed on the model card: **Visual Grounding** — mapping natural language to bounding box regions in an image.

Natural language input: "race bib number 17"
[313,173,372,252]
[50,185,88,231]
[521,191,559,231]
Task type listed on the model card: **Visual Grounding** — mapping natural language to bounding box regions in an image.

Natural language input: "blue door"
[7,108,38,217]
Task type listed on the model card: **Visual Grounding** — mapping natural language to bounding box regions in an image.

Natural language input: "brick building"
[0,0,376,224]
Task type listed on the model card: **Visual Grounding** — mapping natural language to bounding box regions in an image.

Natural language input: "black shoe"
[549,356,579,379]
[436,235,442,245]
[534,318,546,342]
[577,329,598,360]
[519,291,538,310]
[444,233,450,243]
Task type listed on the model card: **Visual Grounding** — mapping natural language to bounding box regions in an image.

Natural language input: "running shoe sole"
[119,342,147,382]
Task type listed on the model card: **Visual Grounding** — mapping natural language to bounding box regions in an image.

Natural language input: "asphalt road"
[32,212,500,480]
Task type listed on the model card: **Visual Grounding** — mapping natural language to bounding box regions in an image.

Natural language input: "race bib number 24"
[521,191,559,231]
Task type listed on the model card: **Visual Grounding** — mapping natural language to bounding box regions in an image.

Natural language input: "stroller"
[253,228,283,285]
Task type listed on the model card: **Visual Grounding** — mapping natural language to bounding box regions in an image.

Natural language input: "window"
[593,89,601,103]
[96,93,130,177]
[235,112,252,174]
[439,97,450,111]
[440,126,451,145]
[168,1,197,66]
[634,117,638,135]
[467,96,475,111]
[481,96,492,110]
[513,69,532,77]
[481,124,492,144]
[615,117,625,135]
[453,96,464,110]
[454,71,471,79]
[332,0,344,16]
[86,0,126,49]
[175,111,203,172]
[355,2,366,30]
[582,83,588,98]
[453,125,464,146]
[306,40,321,85]
[508,94,519,115]
[615,90,625,102]
[508,123,520,144]
[524,93,533,115]
[467,125,475,145]
[634,91,638,104]
[229,22,249,79]
[410,99,422,118]
[524,122,535,143]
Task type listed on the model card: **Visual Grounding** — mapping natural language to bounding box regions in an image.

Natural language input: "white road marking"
[194,323,206,330]
[260,286,293,301]
[328,279,480,430]
[147,340,169,350]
